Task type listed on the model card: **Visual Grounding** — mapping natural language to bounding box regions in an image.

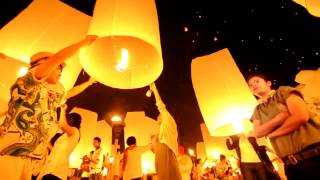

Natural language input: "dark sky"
[1,0,320,149]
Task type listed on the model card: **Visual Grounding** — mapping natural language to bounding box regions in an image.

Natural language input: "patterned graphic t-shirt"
[0,71,65,158]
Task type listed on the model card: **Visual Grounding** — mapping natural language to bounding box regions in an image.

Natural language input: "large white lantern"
[293,0,320,17]
[80,0,163,89]
[0,0,91,90]
[191,48,257,136]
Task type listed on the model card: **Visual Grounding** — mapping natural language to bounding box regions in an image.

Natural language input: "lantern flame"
[115,48,129,72]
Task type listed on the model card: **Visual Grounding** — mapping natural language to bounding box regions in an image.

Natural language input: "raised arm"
[58,104,76,136]
[66,77,96,99]
[34,35,97,79]
[149,83,166,113]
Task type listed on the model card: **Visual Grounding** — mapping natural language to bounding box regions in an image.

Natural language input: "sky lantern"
[295,68,320,99]
[196,142,207,161]
[0,55,29,112]
[0,0,91,90]
[293,0,320,17]
[191,48,257,136]
[80,0,163,89]
[200,123,236,159]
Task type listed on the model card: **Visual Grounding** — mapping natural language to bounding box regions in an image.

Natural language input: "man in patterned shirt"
[0,35,97,180]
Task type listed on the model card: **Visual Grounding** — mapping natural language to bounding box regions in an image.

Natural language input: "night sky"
[1,0,320,149]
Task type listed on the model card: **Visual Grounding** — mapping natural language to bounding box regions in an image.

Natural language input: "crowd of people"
[0,34,320,180]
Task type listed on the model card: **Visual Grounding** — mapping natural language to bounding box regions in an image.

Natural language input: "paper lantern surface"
[196,142,207,161]
[295,68,320,99]
[200,123,236,159]
[0,55,29,106]
[293,0,320,17]
[0,0,91,90]
[80,0,163,89]
[191,48,257,136]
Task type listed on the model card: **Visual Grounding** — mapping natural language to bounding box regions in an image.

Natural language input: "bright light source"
[115,48,129,72]
[18,66,28,77]
[146,89,152,97]
[188,148,195,156]
[109,156,114,163]
[231,120,244,133]
[102,167,108,176]
[111,115,122,122]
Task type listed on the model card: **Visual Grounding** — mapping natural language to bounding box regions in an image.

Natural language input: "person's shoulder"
[277,85,294,91]
[277,86,303,98]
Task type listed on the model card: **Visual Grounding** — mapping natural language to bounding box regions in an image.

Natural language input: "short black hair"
[246,72,269,83]
[220,154,226,160]
[66,113,81,129]
[126,136,136,146]
[94,137,101,143]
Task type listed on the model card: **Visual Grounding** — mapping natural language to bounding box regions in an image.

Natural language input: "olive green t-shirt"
[251,86,320,157]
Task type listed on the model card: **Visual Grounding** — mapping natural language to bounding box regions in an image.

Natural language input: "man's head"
[66,113,81,130]
[93,137,101,149]
[126,136,136,146]
[30,52,66,84]
[220,154,226,161]
[246,73,272,98]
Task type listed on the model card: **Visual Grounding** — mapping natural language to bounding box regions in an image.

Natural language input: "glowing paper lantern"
[80,0,163,89]
[200,123,236,159]
[196,142,207,161]
[191,48,257,136]
[0,0,91,90]
[0,55,29,111]
[293,0,320,17]
[295,68,320,99]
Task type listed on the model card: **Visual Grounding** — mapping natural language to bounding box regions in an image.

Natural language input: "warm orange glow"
[188,148,195,156]
[0,55,29,107]
[111,115,122,122]
[293,0,320,17]
[17,66,28,77]
[0,0,91,90]
[115,48,129,72]
[200,123,237,160]
[124,112,159,174]
[192,48,257,136]
[80,0,163,89]
[196,142,207,161]
[295,68,320,99]
[124,112,159,148]
[69,108,112,168]
[141,151,156,174]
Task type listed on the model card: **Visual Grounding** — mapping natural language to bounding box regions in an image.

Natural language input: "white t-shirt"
[157,101,179,156]
[41,129,80,179]
[178,154,193,180]
[123,146,149,180]
[89,147,104,174]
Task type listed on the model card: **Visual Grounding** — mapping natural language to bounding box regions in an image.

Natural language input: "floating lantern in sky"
[0,0,91,90]
[293,0,320,17]
[191,48,257,136]
[80,0,163,89]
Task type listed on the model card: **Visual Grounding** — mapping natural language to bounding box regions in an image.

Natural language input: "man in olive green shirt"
[247,73,320,180]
